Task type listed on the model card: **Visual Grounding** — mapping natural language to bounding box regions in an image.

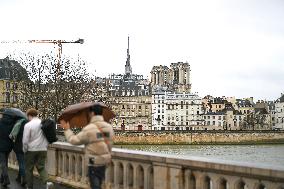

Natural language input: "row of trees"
[11,52,96,120]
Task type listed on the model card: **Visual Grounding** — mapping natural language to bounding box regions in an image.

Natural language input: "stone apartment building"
[202,97,244,130]
[152,91,203,130]
[0,57,28,109]
[109,96,152,130]
[253,100,272,130]
[275,93,284,130]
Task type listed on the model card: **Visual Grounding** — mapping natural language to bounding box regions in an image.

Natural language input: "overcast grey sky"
[0,0,283,101]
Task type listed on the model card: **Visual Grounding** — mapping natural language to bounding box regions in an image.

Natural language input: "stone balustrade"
[9,142,284,189]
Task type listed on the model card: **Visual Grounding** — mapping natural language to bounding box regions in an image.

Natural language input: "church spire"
[125,35,132,75]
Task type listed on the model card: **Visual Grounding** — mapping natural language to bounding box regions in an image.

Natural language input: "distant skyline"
[0,0,283,101]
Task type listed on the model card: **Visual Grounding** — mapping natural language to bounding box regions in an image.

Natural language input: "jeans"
[25,151,48,189]
[0,152,10,185]
[88,166,106,189]
[15,152,25,177]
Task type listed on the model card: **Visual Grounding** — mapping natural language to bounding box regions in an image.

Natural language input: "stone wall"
[113,131,284,145]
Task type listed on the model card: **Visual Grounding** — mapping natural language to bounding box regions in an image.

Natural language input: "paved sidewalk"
[1,169,72,189]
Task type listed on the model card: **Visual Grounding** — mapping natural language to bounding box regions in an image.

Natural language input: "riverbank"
[113,130,284,145]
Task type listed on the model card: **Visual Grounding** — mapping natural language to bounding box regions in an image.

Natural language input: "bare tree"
[10,52,94,119]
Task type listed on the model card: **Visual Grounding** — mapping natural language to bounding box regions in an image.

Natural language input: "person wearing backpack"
[11,118,28,186]
[60,104,114,189]
[22,108,54,189]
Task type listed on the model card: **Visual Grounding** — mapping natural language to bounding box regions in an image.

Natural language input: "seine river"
[118,144,284,169]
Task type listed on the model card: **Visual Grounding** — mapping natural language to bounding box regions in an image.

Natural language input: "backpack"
[41,118,58,144]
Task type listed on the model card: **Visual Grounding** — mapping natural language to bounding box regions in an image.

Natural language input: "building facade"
[275,93,284,130]
[152,91,203,130]
[109,96,152,130]
[0,57,28,108]
[202,98,244,130]
[151,62,191,93]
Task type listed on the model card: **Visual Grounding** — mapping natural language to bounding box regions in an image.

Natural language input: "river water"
[117,144,284,169]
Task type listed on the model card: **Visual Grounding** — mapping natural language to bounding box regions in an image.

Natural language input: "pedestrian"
[60,104,114,189]
[22,108,54,189]
[0,111,17,187]
[10,117,28,186]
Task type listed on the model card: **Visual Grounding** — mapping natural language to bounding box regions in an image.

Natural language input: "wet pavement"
[1,170,72,189]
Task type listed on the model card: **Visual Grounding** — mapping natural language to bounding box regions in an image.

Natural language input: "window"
[13,83,18,90]
[6,82,10,89]
[213,121,215,125]
[6,92,10,103]
[213,116,215,119]
[139,106,141,109]
[13,95,18,103]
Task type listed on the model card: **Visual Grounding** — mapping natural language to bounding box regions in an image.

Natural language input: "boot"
[15,173,21,183]
[21,176,27,186]
[2,175,10,187]
[0,174,3,184]
[46,181,54,189]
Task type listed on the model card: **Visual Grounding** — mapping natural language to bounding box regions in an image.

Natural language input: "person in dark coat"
[12,118,28,186]
[0,113,18,187]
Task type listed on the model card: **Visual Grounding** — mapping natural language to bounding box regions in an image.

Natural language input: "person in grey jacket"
[22,108,53,189]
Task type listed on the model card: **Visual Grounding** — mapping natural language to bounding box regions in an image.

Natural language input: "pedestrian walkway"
[1,169,72,189]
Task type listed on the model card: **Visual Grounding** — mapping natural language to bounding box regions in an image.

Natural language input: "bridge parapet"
[8,142,284,189]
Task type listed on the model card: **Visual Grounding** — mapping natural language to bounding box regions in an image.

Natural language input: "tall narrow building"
[108,36,150,97]
[125,36,132,76]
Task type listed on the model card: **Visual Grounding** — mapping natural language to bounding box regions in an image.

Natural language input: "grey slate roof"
[279,94,284,103]
[0,57,28,80]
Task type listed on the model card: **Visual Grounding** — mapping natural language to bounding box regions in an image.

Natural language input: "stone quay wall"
[113,130,284,145]
[8,142,284,189]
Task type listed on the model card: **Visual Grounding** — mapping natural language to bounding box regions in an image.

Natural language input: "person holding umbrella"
[59,102,115,189]
[0,108,26,187]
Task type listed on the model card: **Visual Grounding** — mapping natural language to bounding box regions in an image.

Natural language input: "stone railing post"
[113,160,121,189]
[153,162,184,189]
[47,146,57,176]
[144,165,153,189]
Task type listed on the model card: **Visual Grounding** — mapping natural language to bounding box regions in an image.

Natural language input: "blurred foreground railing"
[9,142,284,189]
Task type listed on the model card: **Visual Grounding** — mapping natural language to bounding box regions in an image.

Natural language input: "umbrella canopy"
[3,108,27,119]
[58,102,115,128]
